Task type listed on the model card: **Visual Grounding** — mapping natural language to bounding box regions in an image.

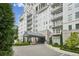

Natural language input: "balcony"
[27,21,32,25]
[52,28,62,36]
[27,14,32,19]
[27,17,32,21]
[51,3,62,8]
[27,25,32,31]
[51,7,62,14]
[52,25,62,29]
[53,12,63,20]
[52,32,61,36]
[36,5,48,14]
[51,16,63,22]
[27,28,32,31]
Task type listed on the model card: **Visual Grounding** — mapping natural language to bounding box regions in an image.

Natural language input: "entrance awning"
[23,31,45,38]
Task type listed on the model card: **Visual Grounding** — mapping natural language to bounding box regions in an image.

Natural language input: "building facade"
[18,3,79,45]
[18,14,27,41]
[63,3,79,43]
[18,3,53,43]
[51,3,63,45]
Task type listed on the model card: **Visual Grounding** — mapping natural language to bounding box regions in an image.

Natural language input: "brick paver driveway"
[13,44,70,56]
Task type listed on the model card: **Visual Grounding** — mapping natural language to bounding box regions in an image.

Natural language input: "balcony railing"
[27,21,32,25]
[52,25,62,29]
[27,23,32,27]
[27,17,32,21]
[52,32,61,36]
[51,3,62,8]
[36,5,48,14]
[53,12,63,19]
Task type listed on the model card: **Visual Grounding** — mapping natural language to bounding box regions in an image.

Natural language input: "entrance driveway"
[13,44,70,56]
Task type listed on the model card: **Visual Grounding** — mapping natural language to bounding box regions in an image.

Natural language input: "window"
[68,3,72,10]
[53,29,55,33]
[36,6,38,11]
[68,14,72,20]
[68,6,72,10]
[76,23,79,29]
[75,11,79,19]
[69,25,72,30]
[41,3,46,8]
[53,22,55,27]
[46,21,47,24]
[75,3,79,8]
[36,25,38,27]
[68,3,72,6]
[49,26,51,29]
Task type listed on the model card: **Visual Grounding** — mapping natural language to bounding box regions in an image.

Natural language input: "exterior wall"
[18,14,27,41]
[63,3,79,43]
[52,36,60,45]
[32,4,53,43]
[63,3,79,30]
[51,3,63,45]
[33,4,53,33]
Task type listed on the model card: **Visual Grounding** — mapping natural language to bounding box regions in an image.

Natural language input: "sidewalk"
[46,44,79,56]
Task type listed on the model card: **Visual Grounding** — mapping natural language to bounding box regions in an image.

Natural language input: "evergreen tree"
[0,3,14,55]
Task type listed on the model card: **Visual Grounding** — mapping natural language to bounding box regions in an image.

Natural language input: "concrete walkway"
[13,44,72,56]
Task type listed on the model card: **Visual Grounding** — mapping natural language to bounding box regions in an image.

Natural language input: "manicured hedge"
[14,42,30,46]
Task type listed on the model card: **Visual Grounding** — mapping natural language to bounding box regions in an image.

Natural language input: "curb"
[46,44,79,56]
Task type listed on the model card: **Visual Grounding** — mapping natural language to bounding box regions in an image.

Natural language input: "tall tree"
[0,3,14,55]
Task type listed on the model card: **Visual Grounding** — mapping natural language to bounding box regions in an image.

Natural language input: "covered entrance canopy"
[24,31,45,37]
[23,31,45,44]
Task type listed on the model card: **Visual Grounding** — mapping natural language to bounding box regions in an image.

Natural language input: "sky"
[12,3,24,25]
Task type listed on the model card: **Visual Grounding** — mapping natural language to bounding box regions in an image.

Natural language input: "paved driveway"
[13,44,70,56]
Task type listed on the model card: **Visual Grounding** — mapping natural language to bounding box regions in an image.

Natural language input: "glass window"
[68,6,72,10]
[46,21,47,24]
[75,3,79,8]
[36,6,38,11]
[68,14,72,20]
[75,11,79,19]
[76,23,79,29]
[68,3,72,6]
[69,25,72,30]
[53,29,55,33]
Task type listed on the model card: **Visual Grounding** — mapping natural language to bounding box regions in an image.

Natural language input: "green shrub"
[53,43,60,47]
[49,36,52,45]
[14,41,30,46]
[0,48,13,56]
[61,45,79,54]
[65,32,79,49]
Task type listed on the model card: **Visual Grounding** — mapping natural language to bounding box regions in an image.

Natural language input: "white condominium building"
[63,3,79,43]
[18,3,79,45]
[33,3,53,33]
[18,3,53,43]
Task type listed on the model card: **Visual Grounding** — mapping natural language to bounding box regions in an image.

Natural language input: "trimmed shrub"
[53,43,60,47]
[65,32,79,49]
[14,41,30,46]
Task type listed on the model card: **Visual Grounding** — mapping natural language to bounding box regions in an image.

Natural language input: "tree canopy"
[0,3,14,55]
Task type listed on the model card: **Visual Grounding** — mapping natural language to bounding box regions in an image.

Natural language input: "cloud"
[13,3,24,7]
[18,3,24,7]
